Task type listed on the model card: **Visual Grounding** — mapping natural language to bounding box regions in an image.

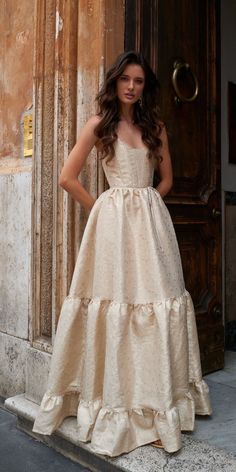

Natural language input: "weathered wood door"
[125,0,223,373]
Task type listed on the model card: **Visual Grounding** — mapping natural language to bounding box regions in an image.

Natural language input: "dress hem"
[33,379,211,457]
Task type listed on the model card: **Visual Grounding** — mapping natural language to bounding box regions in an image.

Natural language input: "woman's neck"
[119,104,134,124]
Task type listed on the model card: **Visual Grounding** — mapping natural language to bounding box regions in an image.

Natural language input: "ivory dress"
[33,138,212,456]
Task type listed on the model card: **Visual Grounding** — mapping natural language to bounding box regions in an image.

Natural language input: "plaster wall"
[0,0,34,159]
[0,0,34,397]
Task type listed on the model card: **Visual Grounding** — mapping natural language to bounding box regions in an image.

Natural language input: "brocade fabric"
[32,138,212,456]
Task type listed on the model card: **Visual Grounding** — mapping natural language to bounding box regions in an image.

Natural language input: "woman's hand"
[59,115,101,210]
[155,125,173,198]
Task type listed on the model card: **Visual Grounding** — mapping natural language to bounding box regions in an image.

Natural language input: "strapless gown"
[32,138,212,456]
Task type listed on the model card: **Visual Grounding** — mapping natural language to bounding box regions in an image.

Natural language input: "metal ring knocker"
[172,60,199,105]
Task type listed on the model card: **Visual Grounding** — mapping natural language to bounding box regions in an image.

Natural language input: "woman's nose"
[128,80,134,90]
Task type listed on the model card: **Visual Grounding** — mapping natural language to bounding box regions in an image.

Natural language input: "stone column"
[26,0,124,404]
[75,0,125,251]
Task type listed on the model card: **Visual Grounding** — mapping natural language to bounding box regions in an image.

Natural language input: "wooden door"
[125,0,224,373]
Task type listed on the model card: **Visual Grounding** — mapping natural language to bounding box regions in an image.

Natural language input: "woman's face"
[116,64,145,105]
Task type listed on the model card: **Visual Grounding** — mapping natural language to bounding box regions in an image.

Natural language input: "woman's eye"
[120,76,128,81]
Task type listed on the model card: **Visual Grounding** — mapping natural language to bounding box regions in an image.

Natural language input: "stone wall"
[0,0,124,401]
[0,0,34,397]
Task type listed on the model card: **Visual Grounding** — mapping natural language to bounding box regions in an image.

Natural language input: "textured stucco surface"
[0,0,34,401]
[0,0,34,160]
[25,347,51,404]
[0,171,31,339]
[0,332,29,398]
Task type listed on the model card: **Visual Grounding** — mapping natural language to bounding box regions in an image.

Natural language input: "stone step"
[5,394,236,472]
[5,395,122,472]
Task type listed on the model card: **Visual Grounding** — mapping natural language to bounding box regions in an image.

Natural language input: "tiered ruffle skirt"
[33,187,212,456]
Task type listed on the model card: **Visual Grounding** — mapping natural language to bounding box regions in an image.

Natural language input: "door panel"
[125,0,223,373]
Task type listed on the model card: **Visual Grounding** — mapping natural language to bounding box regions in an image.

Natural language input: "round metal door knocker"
[172,60,199,105]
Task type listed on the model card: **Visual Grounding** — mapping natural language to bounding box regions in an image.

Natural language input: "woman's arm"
[155,125,173,198]
[59,115,101,210]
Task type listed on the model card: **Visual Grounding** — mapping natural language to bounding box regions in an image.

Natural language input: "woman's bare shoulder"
[86,114,103,129]
[79,114,102,141]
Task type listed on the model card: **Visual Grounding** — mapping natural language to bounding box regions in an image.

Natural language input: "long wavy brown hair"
[94,50,163,166]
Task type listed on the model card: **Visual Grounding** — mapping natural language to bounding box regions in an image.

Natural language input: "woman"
[33,51,212,457]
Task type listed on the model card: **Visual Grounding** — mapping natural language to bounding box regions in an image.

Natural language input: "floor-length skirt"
[33,186,212,456]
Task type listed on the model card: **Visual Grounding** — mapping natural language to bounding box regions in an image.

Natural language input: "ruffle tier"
[33,379,211,456]
[33,291,212,456]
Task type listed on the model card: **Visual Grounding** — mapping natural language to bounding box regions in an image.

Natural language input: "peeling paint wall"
[0,0,34,160]
[0,0,34,398]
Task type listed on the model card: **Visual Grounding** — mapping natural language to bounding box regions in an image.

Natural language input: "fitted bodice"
[101,138,154,188]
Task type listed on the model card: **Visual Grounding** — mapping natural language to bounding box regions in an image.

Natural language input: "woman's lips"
[124,94,135,99]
